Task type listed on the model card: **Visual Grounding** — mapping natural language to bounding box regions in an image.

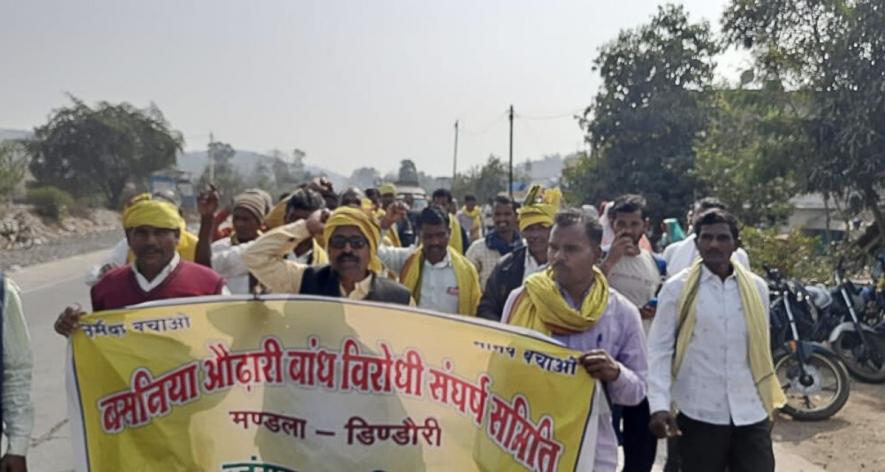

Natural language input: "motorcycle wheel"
[774,349,850,421]
[831,331,885,383]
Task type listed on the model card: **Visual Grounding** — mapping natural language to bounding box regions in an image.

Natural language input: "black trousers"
[619,399,657,472]
[676,414,775,472]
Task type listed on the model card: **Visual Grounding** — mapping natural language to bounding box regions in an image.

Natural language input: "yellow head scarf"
[122,199,197,262]
[508,266,610,336]
[517,185,561,232]
[123,200,184,230]
[322,206,383,274]
[379,183,397,195]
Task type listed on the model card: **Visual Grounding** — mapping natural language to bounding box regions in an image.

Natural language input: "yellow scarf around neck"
[448,216,464,254]
[673,258,786,416]
[400,247,480,316]
[508,266,610,336]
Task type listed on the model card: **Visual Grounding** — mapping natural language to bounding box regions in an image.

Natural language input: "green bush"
[26,186,74,220]
[741,226,831,283]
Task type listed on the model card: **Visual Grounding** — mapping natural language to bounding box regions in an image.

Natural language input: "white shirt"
[522,248,545,282]
[379,245,461,315]
[663,234,750,278]
[416,251,461,314]
[607,250,660,333]
[647,265,770,426]
[211,238,255,295]
[85,238,129,286]
[2,277,34,456]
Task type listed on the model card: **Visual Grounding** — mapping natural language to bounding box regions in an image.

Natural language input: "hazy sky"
[1,0,746,177]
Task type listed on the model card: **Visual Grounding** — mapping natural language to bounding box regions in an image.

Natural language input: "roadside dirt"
[774,380,885,470]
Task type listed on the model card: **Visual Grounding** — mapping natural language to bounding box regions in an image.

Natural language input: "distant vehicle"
[396,185,428,211]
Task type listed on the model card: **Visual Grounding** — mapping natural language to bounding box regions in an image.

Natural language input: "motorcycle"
[824,259,885,383]
[766,266,851,420]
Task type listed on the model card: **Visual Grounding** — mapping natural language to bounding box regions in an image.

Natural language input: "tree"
[723,0,885,240]
[397,160,419,185]
[26,97,182,208]
[564,4,719,226]
[693,84,811,226]
[198,140,244,205]
[452,155,511,203]
[349,167,380,189]
[0,140,28,201]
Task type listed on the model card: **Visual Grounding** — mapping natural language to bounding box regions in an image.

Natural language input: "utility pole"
[208,132,215,183]
[508,105,514,198]
[452,120,459,189]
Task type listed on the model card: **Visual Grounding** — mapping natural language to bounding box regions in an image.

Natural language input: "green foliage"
[567,4,719,225]
[723,0,885,242]
[26,96,183,208]
[452,155,516,203]
[693,85,812,226]
[198,141,244,206]
[741,226,831,283]
[26,186,74,221]
[0,140,28,200]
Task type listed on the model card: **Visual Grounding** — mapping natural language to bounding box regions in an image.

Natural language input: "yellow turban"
[123,200,184,230]
[322,206,383,273]
[517,186,561,232]
[378,183,397,195]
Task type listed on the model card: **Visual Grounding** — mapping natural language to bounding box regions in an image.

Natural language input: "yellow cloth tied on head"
[399,247,481,316]
[673,258,786,417]
[123,200,183,230]
[508,266,610,336]
[379,183,397,195]
[322,206,383,274]
[122,199,196,262]
[517,186,561,232]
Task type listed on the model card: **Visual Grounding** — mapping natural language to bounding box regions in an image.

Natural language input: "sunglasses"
[328,235,369,250]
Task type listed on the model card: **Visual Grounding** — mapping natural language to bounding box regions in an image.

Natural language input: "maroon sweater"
[90,261,226,311]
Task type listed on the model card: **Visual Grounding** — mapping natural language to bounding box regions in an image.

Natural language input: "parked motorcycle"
[766,266,851,420]
[824,260,885,383]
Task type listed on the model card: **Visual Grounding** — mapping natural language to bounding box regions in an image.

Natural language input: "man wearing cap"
[242,206,412,305]
[477,186,557,321]
[195,189,273,294]
[85,192,201,286]
[55,199,228,336]
[379,183,416,248]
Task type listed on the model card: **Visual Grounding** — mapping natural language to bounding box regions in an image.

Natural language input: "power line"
[515,109,583,121]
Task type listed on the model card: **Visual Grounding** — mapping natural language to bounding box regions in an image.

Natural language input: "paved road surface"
[10,248,827,471]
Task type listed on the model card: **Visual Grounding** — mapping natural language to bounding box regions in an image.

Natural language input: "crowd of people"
[0,176,785,472]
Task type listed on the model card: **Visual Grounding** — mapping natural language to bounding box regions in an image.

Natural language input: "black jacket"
[477,246,528,321]
[299,266,412,305]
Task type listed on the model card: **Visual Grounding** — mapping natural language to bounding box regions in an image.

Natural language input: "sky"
[0,0,748,177]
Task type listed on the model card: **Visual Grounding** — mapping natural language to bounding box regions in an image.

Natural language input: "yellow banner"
[69,296,597,471]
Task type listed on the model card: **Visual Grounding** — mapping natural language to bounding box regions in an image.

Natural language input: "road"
[13,249,110,472]
[8,249,881,471]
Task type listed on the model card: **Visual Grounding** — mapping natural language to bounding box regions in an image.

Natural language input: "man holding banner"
[502,208,648,472]
[54,198,228,336]
[243,206,413,305]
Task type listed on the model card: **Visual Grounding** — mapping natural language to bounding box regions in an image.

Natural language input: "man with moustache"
[501,208,647,472]
[599,194,662,472]
[243,206,412,305]
[55,199,228,335]
[375,207,481,316]
[477,185,558,321]
[648,208,783,472]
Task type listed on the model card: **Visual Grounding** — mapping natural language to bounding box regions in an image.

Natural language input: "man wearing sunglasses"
[243,206,413,305]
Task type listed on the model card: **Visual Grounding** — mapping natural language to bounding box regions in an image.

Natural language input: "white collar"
[133,252,181,292]
[423,248,453,269]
